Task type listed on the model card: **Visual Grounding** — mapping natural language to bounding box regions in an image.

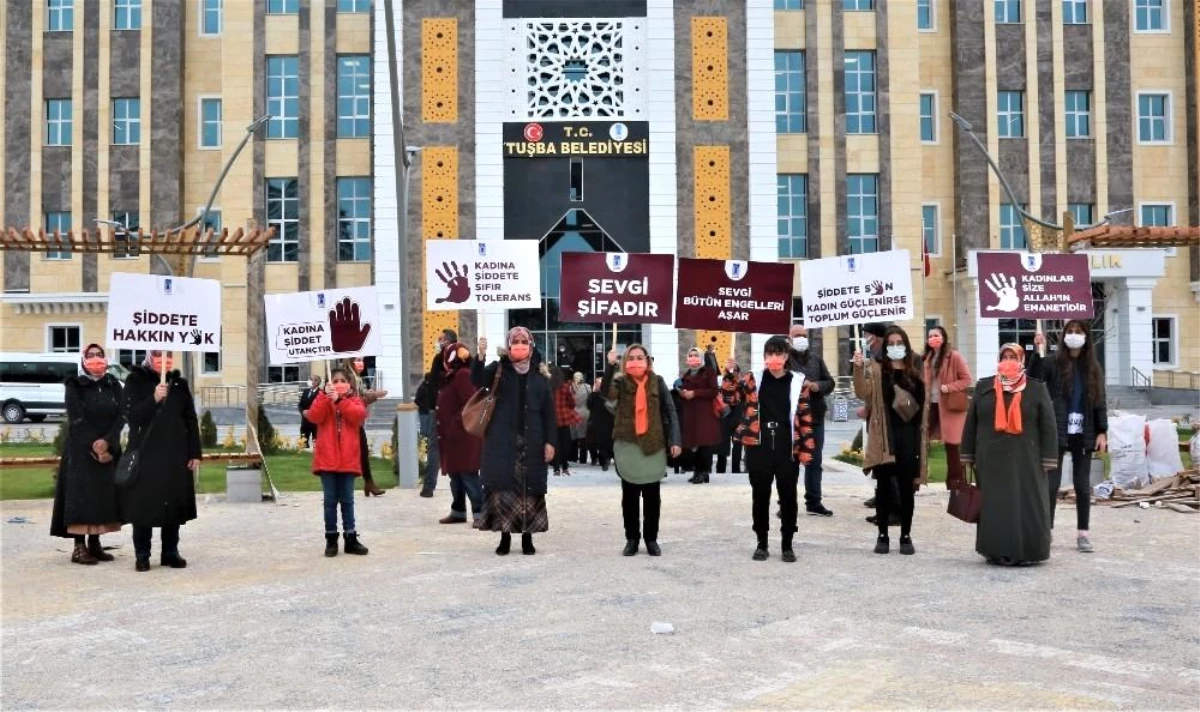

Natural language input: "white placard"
[264,286,383,365]
[425,240,540,310]
[799,249,914,328]
[106,273,222,352]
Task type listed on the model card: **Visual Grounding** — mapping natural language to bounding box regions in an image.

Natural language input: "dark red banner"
[976,252,1094,320]
[558,252,676,324]
[674,259,795,334]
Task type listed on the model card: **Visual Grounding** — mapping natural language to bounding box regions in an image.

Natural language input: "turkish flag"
[922,241,931,278]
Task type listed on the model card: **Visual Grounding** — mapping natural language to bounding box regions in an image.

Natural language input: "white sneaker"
[1077,535,1094,553]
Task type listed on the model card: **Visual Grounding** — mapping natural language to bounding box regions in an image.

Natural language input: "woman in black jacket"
[586,377,615,471]
[120,351,202,572]
[1029,321,1107,553]
[50,344,124,565]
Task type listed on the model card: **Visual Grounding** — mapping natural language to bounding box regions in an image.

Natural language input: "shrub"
[256,407,279,455]
[200,410,218,449]
[851,426,863,452]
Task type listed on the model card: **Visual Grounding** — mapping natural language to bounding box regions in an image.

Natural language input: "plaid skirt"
[479,491,549,534]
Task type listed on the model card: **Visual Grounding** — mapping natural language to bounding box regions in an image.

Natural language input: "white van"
[0,353,130,423]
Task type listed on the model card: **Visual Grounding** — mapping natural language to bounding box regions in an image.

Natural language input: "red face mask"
[997,360,1022,380]
[686,356,701,369]
[152,356,173,373]
[83,357,107,376]
[353,360,365,374]
[624,361,647,378]
[765,354,788,371]
[927,336,944,350]
[332,381,352,396]
[508,343,531,362]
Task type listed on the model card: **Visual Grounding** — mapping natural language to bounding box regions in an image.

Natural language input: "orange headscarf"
[993,343,1027,435]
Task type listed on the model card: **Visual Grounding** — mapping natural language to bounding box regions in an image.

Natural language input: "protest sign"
[799,250,914,328]
[975,252,1093,320]
[106,273,222,352]
[674,259,794,334]
[558,252,675,324]
[425,240,541,310]
[264,286,382,365]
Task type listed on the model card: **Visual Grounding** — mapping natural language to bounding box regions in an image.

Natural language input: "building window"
[198,208,222,258]
[1134,0,1166,32]
[925,316,942,333]
[114,0,142,30]
[919,92,937,142]
[265,178,299,263]
[847,174,879,254]
[201,0,222,35]
[112,98,141,145]
[918,0,935,30]
[997,91,1024,138]
[844,51,876,135]
[922,204,940,255]
[569,158,584,201]
[111,211,140,259]
[45,99,73,147]
[268,365,301,383]
[844,0,874,10]
[1000,203,1027,249]
[338,0,372,10]
[337,56,371,138]
[1137,93,1171,143]
[118,349,147,367]
[266,56,300,139]
[200,98,222,148]
[203,331,222,374]
[45,212,72,260]
[267,0,298,13]
[773,0,803,8]
[995,0,1021,23]
[1151,317,1175,366]
[1140,204,1174,226]
[1063,0,1088,24]
[337,178,372,262]
[777,174,808,259]
[774,51,806,134]
[47,0,74,32]
[1068,203,1094,227]
[1064,90,1091,138]
[48,326,81,354]
[998,319,1038,352]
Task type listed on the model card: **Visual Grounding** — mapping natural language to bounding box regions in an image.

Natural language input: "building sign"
[264,287,382,365]
[424,239,541,310]
[674,259,794,334]
[503,121,649,158]
[106,273,222,352]
[558,252,675,324]
[975,252,1094,320]
[799,250,915,328]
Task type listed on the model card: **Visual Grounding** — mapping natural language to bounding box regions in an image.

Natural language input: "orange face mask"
[152,356,173,373]
[508,343,531,362]
[765,354,788,371]
[624,362,647,378]
[997,360,1022,380]
[83,357,107,376]
[332,382,352,396]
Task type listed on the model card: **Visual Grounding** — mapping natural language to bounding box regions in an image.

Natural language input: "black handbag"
[115,411,158,489]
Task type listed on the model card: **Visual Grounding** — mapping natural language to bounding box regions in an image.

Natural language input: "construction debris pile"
[1070,468,1200,514]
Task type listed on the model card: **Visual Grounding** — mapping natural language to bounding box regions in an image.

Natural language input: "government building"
[1,0,1197,410]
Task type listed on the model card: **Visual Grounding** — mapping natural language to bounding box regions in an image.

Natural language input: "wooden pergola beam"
[0,226,274,256]
[1067,225,1200,250]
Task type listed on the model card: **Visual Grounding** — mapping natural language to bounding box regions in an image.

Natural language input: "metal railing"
[197,386,247,408]
[1131,367,1153,390]
[1160,370,1200,390]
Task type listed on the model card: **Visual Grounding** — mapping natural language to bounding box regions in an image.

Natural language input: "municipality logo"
[606,253,628,272]
[609,123,629,141]
[725,261,748,281]
[1021,252,1043,271]
[317,293,326,309]
[478,242,488,257]
[163,278,173,295]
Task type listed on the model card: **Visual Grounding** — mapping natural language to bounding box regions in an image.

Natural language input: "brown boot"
[363,475,386,497]
[87,535,115,562]
[71,541,98,565]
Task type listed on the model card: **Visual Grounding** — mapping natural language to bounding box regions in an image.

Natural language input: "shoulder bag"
[115,413,157,489]
[946,466,982,523]
[462,364,503,438]
[940,353,969,413]
[892,385,920,423]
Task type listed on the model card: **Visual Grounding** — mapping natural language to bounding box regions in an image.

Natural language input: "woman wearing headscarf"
[349,357,388,497]
[586,376,615,471]
[473,328,556,556]
[436,342,484,527]
[679,346,721,484]
[570,372,591,463]
[961,344,1057,565]
[853,326,928,555]
[120,351,201,572]
[50,344,124,565]
[602,345,681,556]
[922,326,972,489]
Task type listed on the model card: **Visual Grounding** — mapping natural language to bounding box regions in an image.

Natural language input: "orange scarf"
[631,374,649,436]
[993,376,1024,435]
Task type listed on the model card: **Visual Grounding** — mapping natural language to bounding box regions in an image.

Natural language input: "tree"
[200,410,218,449]
[256,407,279,455]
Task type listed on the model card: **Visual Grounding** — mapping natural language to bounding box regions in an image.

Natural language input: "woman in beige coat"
[922,326,972,489]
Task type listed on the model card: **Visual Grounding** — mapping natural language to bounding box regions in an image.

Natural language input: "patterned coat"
[733,370,816,465]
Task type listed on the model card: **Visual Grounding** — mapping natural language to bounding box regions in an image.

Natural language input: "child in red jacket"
[304,368,369,557]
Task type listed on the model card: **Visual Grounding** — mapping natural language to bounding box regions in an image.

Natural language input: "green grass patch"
[832,441,948,483]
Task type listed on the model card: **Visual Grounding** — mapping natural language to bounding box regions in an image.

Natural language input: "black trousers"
[873,465,915,537]
[621,479,661,542]
[691,446,714,476]
[746,441,798,545]
[717,412,743,472]
[132,524,180,558]
[554,426,573,471]
[1050,436,1091,531]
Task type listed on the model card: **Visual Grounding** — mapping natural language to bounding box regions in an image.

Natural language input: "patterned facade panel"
[690,17,728,121]
[503,17,648,121]
[422,146,460,367]
[421,18,458,123]
[694,145,732,356]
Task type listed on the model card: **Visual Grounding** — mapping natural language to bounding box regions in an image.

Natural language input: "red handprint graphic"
[435,261,471,304]
[328,297,371,353]
[868,280,886,296]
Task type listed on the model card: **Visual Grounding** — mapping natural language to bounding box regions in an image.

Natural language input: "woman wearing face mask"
[1031,321,1108,553]
[570,372,591,464]
[306,368,370,556]
[50,345,124,565]
[435,343,485,527]
[119,351,202,572]
[679,346,721,484]
[602,345,682,556]
[473,328,557,556]
[922,326,972,490]
[348,357,389,497]
[960,344,1058,565]
[853,326,928,555]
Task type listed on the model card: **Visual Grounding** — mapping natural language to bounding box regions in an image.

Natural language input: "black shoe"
[496,533,512,556]
[135,557,150,572]
[807,505,834,517]
[419,490,434,498]
[866,514,901,526]
[325,533,339,557]
[160,553,188,569]
[732,466,742,474]
[864,497,876,508]
[701,473,710,483]
[645,541,661,557]
[752,545,769,561]
[781,548,797,563]
[521,533,536,555]
[687,475,700,484]
[874,535,890,554]
[899,536,915,555]
[623,539,639,556]
[601,461,609,472]
[343,533,369,555]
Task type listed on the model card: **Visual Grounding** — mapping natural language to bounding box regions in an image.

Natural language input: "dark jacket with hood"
[471,350,555,496]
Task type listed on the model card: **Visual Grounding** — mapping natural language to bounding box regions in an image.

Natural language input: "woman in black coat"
[586,377,615,471]
[120,351,202,572]
[50,344,124,565]
[472,327,556,556]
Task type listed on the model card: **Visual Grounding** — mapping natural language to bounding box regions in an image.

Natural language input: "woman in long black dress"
[50,344,124,565]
